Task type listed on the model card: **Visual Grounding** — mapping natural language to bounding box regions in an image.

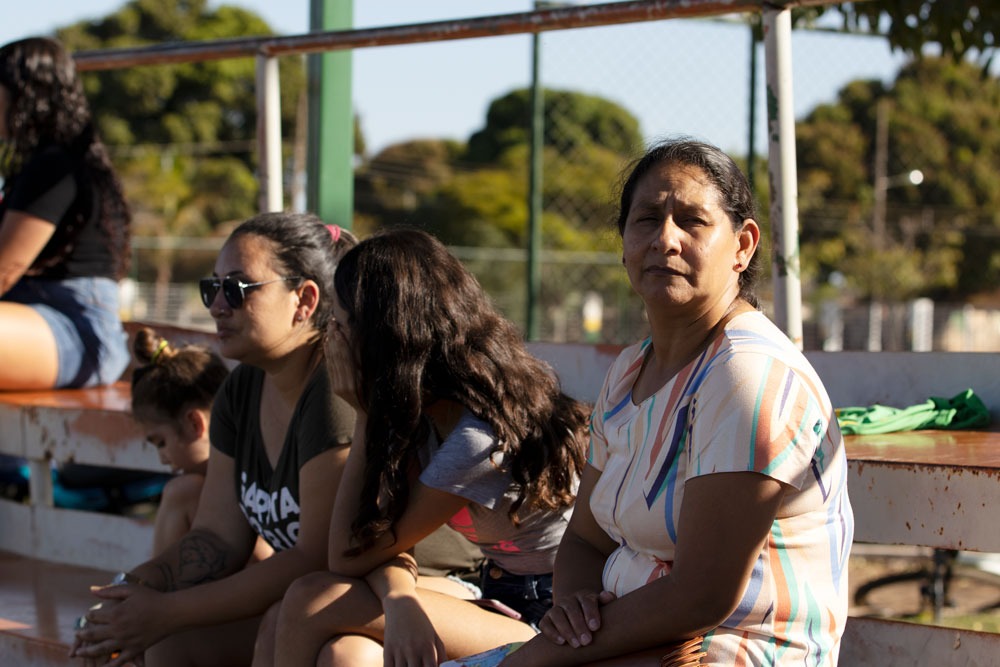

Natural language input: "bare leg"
[415,574,476,599]
[0,303,58,389]
[145,615,261,667]
[250,537,276,564]
[274,571,536,666]
[251,602,282,667]
[582,647,669,666]
[317,634,383,667]
[273,573,362,665]
[514,637,699,667]
[152,474,204,556]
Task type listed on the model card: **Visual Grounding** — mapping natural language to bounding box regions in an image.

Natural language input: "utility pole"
[873,98,890,257]
[868,98,890,351]
[527,11,543,341]
[747,16,759,193]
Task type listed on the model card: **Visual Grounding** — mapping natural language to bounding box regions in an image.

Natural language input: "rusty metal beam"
[841,618,1000,666]
[73,0,845,71]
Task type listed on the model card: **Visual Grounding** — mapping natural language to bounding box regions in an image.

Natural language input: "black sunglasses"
[199,276,302,309]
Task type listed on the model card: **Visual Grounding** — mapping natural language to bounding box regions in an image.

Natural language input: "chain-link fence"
[107,7,999,351]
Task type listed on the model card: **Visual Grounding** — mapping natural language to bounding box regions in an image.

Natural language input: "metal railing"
[72,1,839,70]
[71,0,861,348]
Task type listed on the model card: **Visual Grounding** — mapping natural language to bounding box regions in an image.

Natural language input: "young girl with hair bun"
[130,326,275,562]
[130,326,231,555]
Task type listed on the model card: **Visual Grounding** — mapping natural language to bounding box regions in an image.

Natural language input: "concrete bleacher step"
[0,550,113,667]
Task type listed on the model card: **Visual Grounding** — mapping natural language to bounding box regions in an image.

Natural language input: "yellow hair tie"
[151,339,169,364]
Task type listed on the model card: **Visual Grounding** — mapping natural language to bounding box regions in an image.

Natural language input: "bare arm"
[505,471,786,666]
[363,552,419,601]
[75,444,348,663]
[367,551,449,666]
[131,450,259,592]
[154,444,349,622]
[552,464,620,601]
[529,464,620,650]
[326,403,473,578]
[328,422,471,576]
[0,211,55,295]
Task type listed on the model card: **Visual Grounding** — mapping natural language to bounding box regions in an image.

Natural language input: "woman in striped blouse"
[502,138,854,666]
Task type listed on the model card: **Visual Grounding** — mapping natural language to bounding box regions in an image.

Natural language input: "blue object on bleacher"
[0,454,169,512]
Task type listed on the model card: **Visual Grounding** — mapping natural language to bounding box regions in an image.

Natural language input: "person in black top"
[71,212,359,667]
[0,36,131,389]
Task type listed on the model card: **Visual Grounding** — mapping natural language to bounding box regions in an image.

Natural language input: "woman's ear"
[736,218,760,267]
[295,279,321,323]
[183,407,209,440]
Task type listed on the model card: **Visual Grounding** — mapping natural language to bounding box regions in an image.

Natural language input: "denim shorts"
[4,276,129,388]
[480,560,554,629]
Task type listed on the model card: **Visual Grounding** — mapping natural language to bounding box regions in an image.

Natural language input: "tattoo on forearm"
[154,562,175,592]
[164,532,229,589]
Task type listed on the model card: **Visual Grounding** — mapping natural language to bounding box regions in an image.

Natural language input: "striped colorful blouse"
[589,311,854,666]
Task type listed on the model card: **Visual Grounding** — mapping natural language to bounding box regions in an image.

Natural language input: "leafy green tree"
[55,0,305,286]
[409,143,620,249]
[352,88,642,335]
[466,88,643,163]
[353,138,465,235]
[825,2,997,66]
[796,56,1000,301]
[356,88,640,251]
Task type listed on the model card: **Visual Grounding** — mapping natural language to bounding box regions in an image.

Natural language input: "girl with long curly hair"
[0,36,132,389]
[255,228,590,667]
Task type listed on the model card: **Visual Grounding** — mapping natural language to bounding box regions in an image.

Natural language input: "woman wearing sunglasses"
[71,212,359,667]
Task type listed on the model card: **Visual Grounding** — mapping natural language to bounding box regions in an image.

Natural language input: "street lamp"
[868,166,923,351]
[873,168,924,249]
[869,99,924,350]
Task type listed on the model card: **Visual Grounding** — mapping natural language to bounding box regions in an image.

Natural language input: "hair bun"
[150,339,170,365]
[133,326,173,366]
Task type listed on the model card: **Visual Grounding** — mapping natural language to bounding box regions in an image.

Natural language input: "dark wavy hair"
[228,212,357,332]
[130,326,229,425]
[334,228,589,553]
[615,137,762,308]
[0,37,132,278]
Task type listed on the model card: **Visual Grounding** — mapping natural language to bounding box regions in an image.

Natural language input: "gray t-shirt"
[418,411,572,575]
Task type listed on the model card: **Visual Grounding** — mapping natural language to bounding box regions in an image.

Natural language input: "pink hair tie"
[327,224,341,243]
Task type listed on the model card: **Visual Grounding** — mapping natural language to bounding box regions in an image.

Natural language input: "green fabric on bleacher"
[835,388,990,435]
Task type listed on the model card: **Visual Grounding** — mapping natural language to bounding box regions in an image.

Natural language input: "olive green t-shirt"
[211,363,354,551]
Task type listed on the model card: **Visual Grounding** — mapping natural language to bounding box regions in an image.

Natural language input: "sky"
[0,1,911,157]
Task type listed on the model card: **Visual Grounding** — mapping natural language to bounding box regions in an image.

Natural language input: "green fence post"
[307,0,354,229]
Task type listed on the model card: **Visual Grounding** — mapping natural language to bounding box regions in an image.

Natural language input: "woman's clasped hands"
[70,579,164,667]
[538,588,617,649]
